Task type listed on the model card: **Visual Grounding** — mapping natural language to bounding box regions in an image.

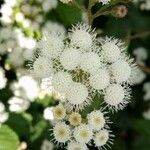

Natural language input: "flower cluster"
[50,104,113,150]
[30,23,136,112]
[0,0,58,30]
[29,23,137,149]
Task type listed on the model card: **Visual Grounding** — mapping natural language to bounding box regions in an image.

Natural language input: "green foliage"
[0,125,19,150]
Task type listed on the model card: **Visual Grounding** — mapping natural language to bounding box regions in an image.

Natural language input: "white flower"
[15,12,25,23]
[0,102,9,124]
[8,97,30,112]
[80,52,101,74]
[43,107,54,121]
[89,69,110,90]
[42,0,58,12]
[73,124,93,144]
[109,59,131,83]
[104,84,131,111]
[68,112,82,126]
[97,0,111,5]
[41,139,54,150]
[94,129,113,148]
[67,141,88,150]
[66,82,89,110]
[38,34,64,59]
[17,75,40,101]
[0,67,7,89]
[60,47,81,70]
[31,56,53,78]
[143,108,150,120]
[69,24,96,50]
[100,37,125,63]
[143,82,150,101]
[87,110,106,131]
[59,0,72,4]
[52,71,72,94]
[53,104,66,120]
[133,47,148,65]
[53,122,71,143]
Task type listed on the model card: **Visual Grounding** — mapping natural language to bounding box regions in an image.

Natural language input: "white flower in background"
[104,84,131,111]
[143,108,150,120]
[133,47,148,65]
[59,0,72,4]
[8,47,24,67]
[43,107,54,121]
[12,75,40,102]
[42,21,66,39]
[140,0,150,10]
[42,0,58,12]
[0,102,9,124]
[130,67,146,85]
[41,139,54,150]
[97,0,111,5]
[143,82,150,101]
[52,122,71,144]
[73,124,93,144]
[15,12,25,23]
[67,141,88,150]
[8,97,30,112]
[0,67,7,89]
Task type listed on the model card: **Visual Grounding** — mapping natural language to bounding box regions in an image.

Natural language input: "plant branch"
[72,0,86,11]
[138,64,150,74]
[130,31,150,40]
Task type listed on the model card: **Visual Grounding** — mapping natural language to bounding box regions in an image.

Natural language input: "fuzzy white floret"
[38,34,64,59]
[53,122,71,143]
[110,59,131,83]
[101,41,121,63]
[52,71,72,94]
[87,110,106,131]
[73,124,93,144]
[104,84,131,111]
[89,69,110,90]
[80,52,101,74]
[60,47,81,70]
[66,82,88,105]
[67,141,88,150]
[32,56,53,78]
[94,129,109,147]
[69,24,96,50]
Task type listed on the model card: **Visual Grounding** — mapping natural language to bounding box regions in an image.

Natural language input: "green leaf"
[55,2,82,26]
[131,119,150,137]
[0,125,19,150]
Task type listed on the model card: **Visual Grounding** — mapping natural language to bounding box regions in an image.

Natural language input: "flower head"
[68,112,82,126]
[53,122,71,144]
[67,141,88,150]
[73,124,93,144]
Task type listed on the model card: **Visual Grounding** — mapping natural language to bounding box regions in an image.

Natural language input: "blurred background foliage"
[0,0,150,150]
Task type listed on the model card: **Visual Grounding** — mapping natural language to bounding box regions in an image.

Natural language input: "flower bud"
[112,5,128,18]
